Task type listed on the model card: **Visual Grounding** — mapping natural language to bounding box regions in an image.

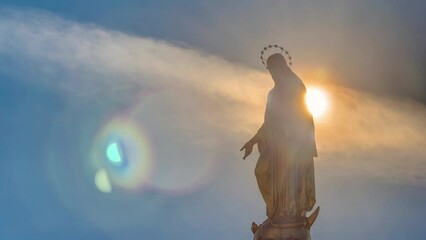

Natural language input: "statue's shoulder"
[269,87,278,95]
[267,88,277,100]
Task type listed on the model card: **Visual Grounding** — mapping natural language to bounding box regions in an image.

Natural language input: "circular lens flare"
[305,87,329,117]
[90,116,152,191]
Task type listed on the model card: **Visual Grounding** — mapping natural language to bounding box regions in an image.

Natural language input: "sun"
[305,87,329,117]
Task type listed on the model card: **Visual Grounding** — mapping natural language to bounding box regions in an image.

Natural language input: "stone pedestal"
[252,207,319,240]
[252,219,311,240]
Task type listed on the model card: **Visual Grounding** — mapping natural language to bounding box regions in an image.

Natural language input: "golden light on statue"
[243,51,320,240]
[305,87,329,117]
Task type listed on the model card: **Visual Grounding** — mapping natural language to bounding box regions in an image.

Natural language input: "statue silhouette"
[241,52,319,240]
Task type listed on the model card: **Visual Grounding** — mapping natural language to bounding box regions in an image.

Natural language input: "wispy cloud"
[1,8,425,186]
[0,9,425,238]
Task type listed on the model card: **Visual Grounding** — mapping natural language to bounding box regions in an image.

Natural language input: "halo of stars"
[260,44,293,69]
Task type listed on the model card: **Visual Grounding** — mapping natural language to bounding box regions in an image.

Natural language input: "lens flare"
[91,115,152,191]
[106,142,123,165]
[305,87,329,117]
[95,168,112,193]
[127,93,221,195]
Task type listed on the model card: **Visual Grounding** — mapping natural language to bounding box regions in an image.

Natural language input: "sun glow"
[305,87,329,117]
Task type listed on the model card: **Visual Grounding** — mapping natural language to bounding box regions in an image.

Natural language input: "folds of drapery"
[254,82,317,219]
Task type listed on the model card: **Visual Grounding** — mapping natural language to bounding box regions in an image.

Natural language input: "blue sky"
[0,1,425,240]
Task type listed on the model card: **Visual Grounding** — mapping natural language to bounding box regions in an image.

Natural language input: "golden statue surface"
[240,50,319,240]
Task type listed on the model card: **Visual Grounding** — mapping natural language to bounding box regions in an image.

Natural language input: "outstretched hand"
[240,141,254,160]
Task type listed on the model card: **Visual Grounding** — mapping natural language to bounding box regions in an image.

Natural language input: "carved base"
[252,207,319,240]
[252,218,311,240]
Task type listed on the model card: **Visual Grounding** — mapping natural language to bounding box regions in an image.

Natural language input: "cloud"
[1,6,425,188]
[150,0,426,102]
[0,8,425,238]
[315,84,426,186]
[0,9,271,235]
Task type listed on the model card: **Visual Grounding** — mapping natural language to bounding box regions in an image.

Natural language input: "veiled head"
[266,53,290,81]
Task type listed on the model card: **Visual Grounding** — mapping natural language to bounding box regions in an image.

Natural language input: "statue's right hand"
[240,141,254,160]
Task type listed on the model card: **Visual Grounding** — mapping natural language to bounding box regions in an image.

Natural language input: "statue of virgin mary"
[241,52,318,230]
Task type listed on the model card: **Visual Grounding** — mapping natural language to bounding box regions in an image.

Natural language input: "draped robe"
[254,71,317,219]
